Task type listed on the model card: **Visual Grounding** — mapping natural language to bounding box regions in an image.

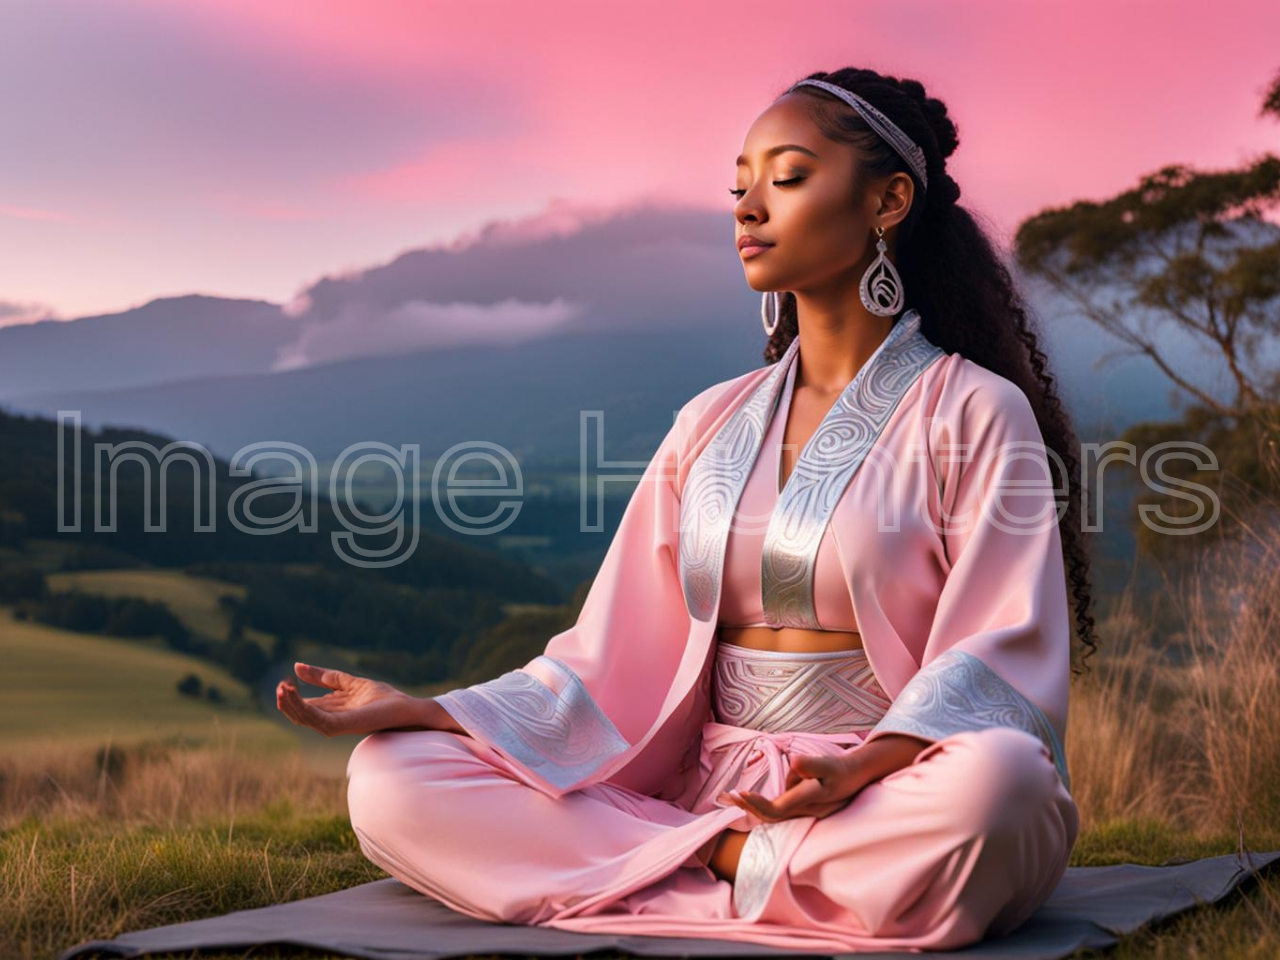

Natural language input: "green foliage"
[0,406,564,606]
[1013,76,1280,559]
[0,404,594,692]
[1015,152,1280,420]
[175,673,203,697]
[28,587,192,648]
[227,637,270,683]
[1116,402,1280,558]
[0,564,46,601]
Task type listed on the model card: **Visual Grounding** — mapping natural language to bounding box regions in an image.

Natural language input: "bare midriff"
[717,625,864,653]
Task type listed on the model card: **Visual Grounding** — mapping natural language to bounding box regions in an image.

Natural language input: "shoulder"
[652,363,777,488]
[932,351,1033,414]
[674,364,773,434]
[927,352,1040,443]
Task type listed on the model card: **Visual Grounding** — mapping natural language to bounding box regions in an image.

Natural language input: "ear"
[877,171,915,227]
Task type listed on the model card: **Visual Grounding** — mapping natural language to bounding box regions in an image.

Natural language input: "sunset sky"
[1,0,1277,326]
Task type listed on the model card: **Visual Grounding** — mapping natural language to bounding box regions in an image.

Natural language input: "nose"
[735,188,766,226]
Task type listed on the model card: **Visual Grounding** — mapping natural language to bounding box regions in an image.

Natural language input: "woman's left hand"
[718,751,866,822]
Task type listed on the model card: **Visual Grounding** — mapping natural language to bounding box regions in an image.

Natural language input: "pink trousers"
[345,723,1079,954]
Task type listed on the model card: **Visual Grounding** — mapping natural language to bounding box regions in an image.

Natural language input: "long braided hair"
[764,67,1098,676]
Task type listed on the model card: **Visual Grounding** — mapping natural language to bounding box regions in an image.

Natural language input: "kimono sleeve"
[432,403,695,799]
[861,375,1073,791]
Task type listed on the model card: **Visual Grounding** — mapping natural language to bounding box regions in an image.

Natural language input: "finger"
[790,752,839,782]
[280,681,306,726]
[282,681,329,735]
[718,791,772,821]
[739,779,827,820]
[295,662,345,690]
[739,790,846,823]
[729,792,789,823]
[277,681,302,726]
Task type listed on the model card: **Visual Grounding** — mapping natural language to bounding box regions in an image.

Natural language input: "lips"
[738,235,774,251]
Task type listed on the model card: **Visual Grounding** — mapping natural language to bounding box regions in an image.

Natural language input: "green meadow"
[0,606,292,759]
[46,569,275,652]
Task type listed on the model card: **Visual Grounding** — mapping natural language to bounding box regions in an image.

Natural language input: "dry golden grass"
[5,530,1280,958]
[1066,529,1280,841]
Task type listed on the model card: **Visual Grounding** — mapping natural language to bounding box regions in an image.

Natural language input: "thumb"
[790,752,834,778]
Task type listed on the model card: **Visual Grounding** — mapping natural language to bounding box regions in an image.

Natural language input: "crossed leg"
[346,723,1078,950]
[706,828,750,883]
[728,726,1080,948]
[345,727,733,925]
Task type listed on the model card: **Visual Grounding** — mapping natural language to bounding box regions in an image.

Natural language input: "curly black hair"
[763,67,1099,676]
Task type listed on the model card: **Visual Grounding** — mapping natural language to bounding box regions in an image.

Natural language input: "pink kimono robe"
[345,309,1080,952]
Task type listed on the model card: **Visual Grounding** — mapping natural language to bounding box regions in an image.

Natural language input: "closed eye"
[728,177,805,199]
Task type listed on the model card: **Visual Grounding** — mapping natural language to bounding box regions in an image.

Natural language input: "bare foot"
[707,828,750,883]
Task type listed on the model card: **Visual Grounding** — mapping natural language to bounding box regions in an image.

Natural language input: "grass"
[7,524,1280,958]
[0,607,293,760]
[3,753,1276,960]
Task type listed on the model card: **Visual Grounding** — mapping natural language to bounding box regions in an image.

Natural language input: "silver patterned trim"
[433,655,630,792]
[762,311,944,628]
[678,308,945,627]
[679,335,797,623]
[869,649,1071,791]
[731,818,791,920]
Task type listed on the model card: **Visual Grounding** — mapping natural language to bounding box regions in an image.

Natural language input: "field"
[4,545,1280,958]
[0,607,292,760]
[46,568,275,651]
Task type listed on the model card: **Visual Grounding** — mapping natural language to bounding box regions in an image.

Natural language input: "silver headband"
[788,78,928,193]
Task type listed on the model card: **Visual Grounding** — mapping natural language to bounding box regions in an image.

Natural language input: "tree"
[1014,69,1280,557]
[227,638,269,683]
[1016,70,1280,423]
[176,673,203,697]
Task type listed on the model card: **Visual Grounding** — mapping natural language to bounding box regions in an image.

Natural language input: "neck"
[790,294,898,392]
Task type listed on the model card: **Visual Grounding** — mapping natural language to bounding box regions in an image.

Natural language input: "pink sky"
[0,0,1276,325]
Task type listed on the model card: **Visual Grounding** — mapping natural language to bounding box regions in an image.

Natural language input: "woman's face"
[732,93,884,296]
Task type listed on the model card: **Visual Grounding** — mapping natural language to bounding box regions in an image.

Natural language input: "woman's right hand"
[276,662,421,738]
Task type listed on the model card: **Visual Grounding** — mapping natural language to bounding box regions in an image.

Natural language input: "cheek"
[787,191,861,245]
[783,204,864,273]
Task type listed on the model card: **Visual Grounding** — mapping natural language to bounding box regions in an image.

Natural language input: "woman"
[277,66,1098,953]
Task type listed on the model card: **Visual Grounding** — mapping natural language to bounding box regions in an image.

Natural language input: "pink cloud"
[271,296,584,371]
[0,203,79,223]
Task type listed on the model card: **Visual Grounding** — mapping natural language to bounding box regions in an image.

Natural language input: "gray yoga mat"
[60,849,1280,960]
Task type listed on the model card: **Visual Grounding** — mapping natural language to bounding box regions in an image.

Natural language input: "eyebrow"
[736,143,820,166]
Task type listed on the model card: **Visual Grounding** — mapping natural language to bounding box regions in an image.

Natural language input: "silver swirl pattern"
[678,335,799,622]
[433,654,630,792]
[680,308,944,628]
[868,649,1071,792]
[762,312,943,628]
[731,816,796,921]
[713,643,891,733]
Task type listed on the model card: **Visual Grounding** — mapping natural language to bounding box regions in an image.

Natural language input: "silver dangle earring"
[859,225,904,317]
[761,290,781,336]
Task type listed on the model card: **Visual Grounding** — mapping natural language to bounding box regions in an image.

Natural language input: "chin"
[742,270,784,293]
